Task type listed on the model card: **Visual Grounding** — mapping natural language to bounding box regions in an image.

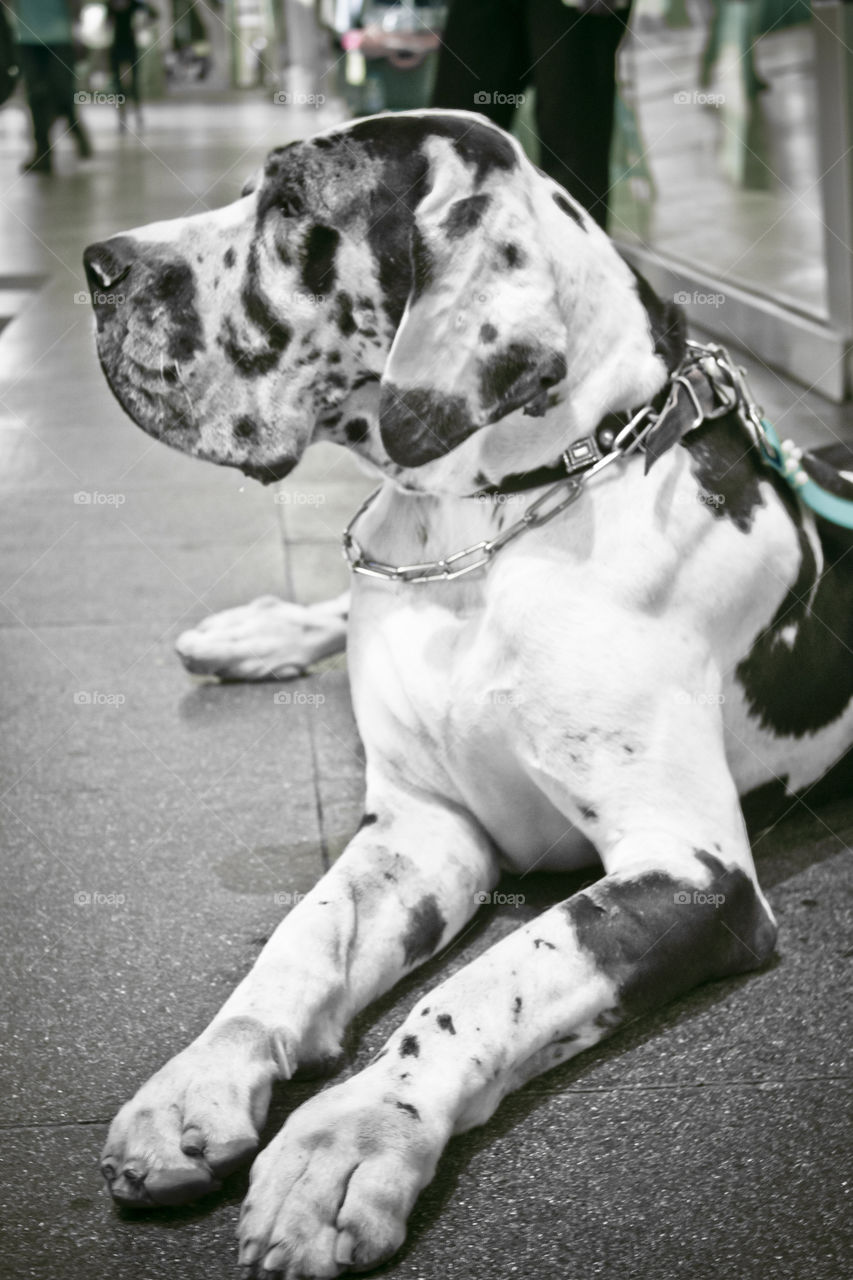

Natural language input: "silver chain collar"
[341,340,760,586]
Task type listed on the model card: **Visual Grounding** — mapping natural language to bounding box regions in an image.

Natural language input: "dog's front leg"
[238,832,776,1278]
[100,795,498,1206]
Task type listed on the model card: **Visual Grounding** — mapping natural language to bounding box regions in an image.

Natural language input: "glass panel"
[612,0,828,321]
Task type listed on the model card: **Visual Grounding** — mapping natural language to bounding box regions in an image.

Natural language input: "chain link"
[341,341,766,585]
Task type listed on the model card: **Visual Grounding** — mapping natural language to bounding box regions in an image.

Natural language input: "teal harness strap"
[758,418,853,531]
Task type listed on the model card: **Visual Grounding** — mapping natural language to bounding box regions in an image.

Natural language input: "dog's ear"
[378,160,569,468]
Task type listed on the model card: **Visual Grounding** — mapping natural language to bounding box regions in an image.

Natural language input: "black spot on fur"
[223,247,236,268]
[735,514,853,736]
[400,1035,420,1058]
[328,350,342,364]
[436,1014,456,1034]
[237,454,297,484]
[533,937,556,951]
[241,247,292,354]
[682,412,765,533]
[580,804,598,821]
[345,417,371,444]
[380,383,475,467]
[145,260,205,364]
[335,290,357,337]
[301,224,339,298]
[421,1007,431,1016]
[221,244,292,377]
[411,226,434,302]
[626,262,687,373]
[479,343,567,419]
[442,194,491,239]
[396,1101,421,1120]
[357,812,378,832]
[219,319,280,377]
[500,242,525,269]
[552,191,586,229]
[402,895,445,966]
[480,323,498,344]
[232,415,259,441]
[566,851,776,1020]
[512,996,522,1021]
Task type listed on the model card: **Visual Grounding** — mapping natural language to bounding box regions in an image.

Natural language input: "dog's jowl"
[86,110,853,1279]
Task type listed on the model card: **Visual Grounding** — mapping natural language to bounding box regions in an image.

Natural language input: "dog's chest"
[348,580,601,868]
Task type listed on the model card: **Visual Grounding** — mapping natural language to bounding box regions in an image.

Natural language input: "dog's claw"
[101,1020,281,1207]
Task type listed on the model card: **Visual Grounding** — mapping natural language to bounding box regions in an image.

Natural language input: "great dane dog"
[84,110,853,1278]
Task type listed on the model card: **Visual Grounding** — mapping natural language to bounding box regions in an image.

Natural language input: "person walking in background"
[431,0,632,229]
[106,0,155,128]
[9,0,92,172]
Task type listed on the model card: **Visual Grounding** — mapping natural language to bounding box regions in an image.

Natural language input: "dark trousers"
[111,39,141,107]
[17,43,90,159]
[431,0,632,228]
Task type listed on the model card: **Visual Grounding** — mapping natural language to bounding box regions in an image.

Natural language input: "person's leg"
[528,0,633,229]
[110,40,123,97]
[51,43,93,157]
[17,45,54,171]
[430,0,529,131]
[128,49,142,110]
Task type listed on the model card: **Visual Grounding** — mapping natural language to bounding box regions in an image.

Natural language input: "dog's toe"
[237,1076,442,1278]
[102,1025,279,1207]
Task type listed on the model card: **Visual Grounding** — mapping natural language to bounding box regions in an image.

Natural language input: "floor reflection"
[613,3,826,319]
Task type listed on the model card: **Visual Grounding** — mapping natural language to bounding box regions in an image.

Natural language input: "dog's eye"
[278,191,305,219]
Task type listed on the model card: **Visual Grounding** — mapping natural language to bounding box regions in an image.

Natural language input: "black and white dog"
[85,111,853,1279]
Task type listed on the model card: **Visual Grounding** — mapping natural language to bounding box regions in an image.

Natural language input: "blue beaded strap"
[758,418,853,531]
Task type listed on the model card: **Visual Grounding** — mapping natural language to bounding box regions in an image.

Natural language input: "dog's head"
[85,110,682,490]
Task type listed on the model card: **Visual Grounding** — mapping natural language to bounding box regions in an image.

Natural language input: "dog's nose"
[83,238,135,297]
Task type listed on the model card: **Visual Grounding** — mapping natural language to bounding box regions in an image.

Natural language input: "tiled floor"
[0,92,851,1280]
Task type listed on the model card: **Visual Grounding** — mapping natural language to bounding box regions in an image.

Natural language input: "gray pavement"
[0,99,851,1280]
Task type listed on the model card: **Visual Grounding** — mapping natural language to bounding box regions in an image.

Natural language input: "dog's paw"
[100,1017,284,1206]
[175,595,347,682]
[237,1073,445,1278]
